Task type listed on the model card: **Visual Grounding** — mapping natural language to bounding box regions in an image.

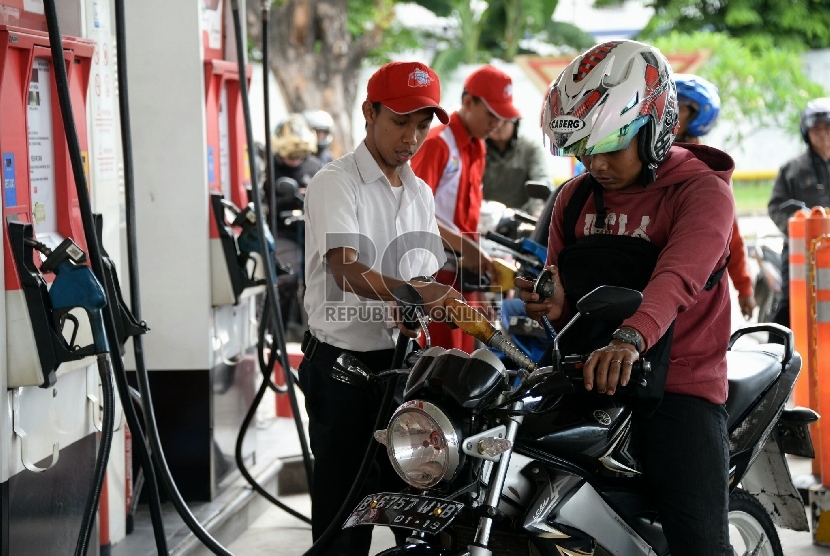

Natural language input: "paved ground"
[229,215,829,555]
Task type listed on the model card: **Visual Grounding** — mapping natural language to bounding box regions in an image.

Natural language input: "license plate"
[343,492,464,534]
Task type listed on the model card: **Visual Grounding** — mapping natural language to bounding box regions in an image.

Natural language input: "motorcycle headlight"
[386,400,461,489]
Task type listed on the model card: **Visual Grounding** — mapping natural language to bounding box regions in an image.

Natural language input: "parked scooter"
[345,286,815,556]
[747,233,784,324]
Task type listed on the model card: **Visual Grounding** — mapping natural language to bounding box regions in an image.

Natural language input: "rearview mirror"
[576,286,642,321]
[274,176,300,199]
[524,180,551,201]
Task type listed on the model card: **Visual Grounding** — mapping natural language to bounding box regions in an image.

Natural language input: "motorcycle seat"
[725,346,783,430]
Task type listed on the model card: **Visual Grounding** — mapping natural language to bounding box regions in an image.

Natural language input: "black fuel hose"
[41,4,117,556]
[111,1,234,554]
[112,0,171,552]
[229,0,314,491]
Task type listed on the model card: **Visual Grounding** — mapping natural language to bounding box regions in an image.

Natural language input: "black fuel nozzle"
[24,237,55,258]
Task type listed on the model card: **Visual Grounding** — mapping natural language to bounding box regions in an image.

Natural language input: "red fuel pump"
[0,25,95,388]
[205,53,260,307]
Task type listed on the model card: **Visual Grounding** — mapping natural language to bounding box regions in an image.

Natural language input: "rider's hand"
[583,340,641,396]
[514,265,566,322]
[738,294,757,320]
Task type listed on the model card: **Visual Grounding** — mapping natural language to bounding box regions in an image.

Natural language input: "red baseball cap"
[464,65,521,120]
[367,61,449,124]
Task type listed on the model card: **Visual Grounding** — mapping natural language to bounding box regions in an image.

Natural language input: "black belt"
[301,331,395,373]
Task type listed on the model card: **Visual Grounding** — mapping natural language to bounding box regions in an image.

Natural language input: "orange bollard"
[806,208,830,477]
[791,210,810,410]
[814,236,830,488]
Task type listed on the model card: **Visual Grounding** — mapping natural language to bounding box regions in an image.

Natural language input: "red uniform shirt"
[410,112,486,235]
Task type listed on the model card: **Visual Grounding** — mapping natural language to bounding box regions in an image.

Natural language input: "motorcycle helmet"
[800,98,830,145]
[541,40,679,168]
[272,114,318,159]
[674,73,720,137]
[302,109,334,150]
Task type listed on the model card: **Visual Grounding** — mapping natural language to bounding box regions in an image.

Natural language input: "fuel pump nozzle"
[29,237,110,355]
[443,297,537,371]
[221,198,294,281]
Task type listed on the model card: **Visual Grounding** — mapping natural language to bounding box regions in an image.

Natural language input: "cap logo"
[408,68,432,88]
[549,116,585,131]
[504,84,512,98]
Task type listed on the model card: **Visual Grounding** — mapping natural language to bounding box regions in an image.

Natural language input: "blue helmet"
[674,74,720,137]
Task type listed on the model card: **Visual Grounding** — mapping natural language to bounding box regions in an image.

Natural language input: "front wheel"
[729,489,783,556]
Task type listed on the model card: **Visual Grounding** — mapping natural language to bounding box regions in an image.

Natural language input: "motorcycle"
[747,233,783,324]
[344,285,816,556]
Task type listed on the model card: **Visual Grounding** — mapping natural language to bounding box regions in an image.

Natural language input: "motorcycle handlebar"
[560,354,651,389]
[484,230,522,253]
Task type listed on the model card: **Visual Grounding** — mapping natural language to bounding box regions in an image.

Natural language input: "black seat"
[725,345,784,430]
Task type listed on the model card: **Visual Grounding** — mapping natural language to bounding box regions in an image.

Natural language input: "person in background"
[410,65,518,351]
[674,73,757,320]
[269,114,324,340]
[303,109,335,164]
[518,40,735,554]
[482,117,551,215]
[301,60,462,555]
[768,98,830,329]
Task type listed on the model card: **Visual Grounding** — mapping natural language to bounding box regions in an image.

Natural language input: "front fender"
[376,541,451,556]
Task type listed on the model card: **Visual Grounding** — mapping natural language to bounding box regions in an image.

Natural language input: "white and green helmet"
[541,40,679,166]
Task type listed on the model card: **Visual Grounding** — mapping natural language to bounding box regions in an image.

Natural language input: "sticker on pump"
[24,0,44,15]
[3,153,15,207]
[28,58,57,238]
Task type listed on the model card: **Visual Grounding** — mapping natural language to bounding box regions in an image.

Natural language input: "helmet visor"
[804,112,830,130]
[551,115,649,157]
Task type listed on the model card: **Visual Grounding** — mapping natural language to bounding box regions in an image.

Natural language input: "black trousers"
[636,392,732,555]
[298,342,406,556]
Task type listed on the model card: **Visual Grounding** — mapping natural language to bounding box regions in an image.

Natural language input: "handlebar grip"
[484,230,522,252]
[561,355,651,388]
[392,283,425,330]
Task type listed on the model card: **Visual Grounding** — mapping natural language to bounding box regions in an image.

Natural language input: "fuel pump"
[0,14,117,556]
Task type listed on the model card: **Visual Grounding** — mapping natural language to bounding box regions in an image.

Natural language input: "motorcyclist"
[767,98,830,329]
[517,40,735,555]
[303,109,335,164]
[674,73,757,320]
[269,114,324,340]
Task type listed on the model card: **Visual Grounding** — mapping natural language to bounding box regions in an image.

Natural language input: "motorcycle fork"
[469,401,524,556]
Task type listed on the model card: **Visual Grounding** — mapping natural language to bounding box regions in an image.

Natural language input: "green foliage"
[346,0,421,64]
[542,20,598,52]
[639,0,830,50]
[648,31,826,144]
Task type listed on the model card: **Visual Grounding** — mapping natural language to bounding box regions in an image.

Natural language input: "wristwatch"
[612,327,643,352]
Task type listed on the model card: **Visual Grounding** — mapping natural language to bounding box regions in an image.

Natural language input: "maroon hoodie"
[549,144,735,404]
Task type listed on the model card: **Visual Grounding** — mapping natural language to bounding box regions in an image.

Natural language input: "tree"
[647,31,826,144]
[246,0,418,155]
[633,0,830,51]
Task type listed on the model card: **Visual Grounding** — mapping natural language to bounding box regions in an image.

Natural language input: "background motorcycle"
[345,286,816,556]
[747,233,783,324]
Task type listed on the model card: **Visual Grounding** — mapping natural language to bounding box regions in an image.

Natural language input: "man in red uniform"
[411,65,519,350]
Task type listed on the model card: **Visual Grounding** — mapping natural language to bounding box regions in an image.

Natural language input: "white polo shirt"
[304,141,446,351]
